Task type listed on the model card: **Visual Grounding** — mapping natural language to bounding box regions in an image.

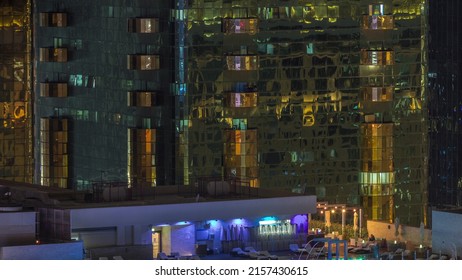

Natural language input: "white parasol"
[419,221,424,244]
[353,211,358,236]
[325,210,332,231]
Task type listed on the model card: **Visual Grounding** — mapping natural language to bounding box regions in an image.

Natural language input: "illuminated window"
[128,18,159,33]
[40,48,68,62]
[127,91,157,107]
[361,87,393,102]
[128,129,157,187]
[362,15,393,30]
[224,129,258,186]
[306,43,314,54]
[222,18,258,34]
[40,83,68,97]
[40,118,69,188]
[360,50,394,65]
[360,123,394,172]
[39,12,67,27]
[224,92,258,108]
[368,4,386,16]
[127,55,160,70]
[226,55,258,70]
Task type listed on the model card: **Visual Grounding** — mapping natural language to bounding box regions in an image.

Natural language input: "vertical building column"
[0,0,33,183]
[224,129,259,187]
[40,118,69,188]
[132,225,152,245]
[359,3,396,223]
[116,225,125,246]
[128,128,157,188]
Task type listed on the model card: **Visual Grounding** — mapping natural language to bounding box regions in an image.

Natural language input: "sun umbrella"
[353,211,358,236]
[325,210,331,231]
[233,225,239,241]
[238,226,244,241]
[228,225,233,240]
[419,221,424,244]
[220,226,227,241]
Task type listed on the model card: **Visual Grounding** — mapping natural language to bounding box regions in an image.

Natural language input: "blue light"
[231,218,244,225]
[206,220,219,228]
[259,220,277,225]
[259,216,277,225]
[154,224,169,227]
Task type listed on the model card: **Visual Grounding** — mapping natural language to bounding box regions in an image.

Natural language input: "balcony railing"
[222,18,258,34]
[40,48,68,62]
[39,12,67,27]
[127,55,160,70]
[225,55,258,70]
[128,18,159,33]
[40,82,68,97]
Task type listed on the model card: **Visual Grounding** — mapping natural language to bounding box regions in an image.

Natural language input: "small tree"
[309,219,368,240]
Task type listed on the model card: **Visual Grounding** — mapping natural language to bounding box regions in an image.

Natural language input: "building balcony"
[224,92,258,108]
[128,128,157,188]
[360,50,394,65]
[127,91,157,107]
[361,87,393,102]
[361,15,393,30]
[40,82,68,97]
[39,12,67,27]
[225,55,258,70]
[40,47,68,62]
[224,129,257,143]
[222,18,258,34]
[40,118,69,189]
[128,18,159,33]
[127,55,160,70]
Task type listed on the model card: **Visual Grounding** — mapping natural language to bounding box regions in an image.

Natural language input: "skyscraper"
[0,0,33,183]
[34,1,174,188]
[428,0,462,207]
[30,0,428,226]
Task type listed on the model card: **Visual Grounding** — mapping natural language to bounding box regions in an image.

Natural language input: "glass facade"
[178,0,428,226]
[428,0,462,207]
[40,117,69,188]
[34,0,173,189]
[128,128,157,187]
[0,0,33,183]
[30,0,428,226]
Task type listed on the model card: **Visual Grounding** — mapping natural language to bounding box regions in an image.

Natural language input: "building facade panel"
[28,0,428,226]
[0,0,33,183]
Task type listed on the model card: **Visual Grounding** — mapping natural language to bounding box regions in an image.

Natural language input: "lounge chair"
[157,252,169,260]
[170,252,180,259]
[259,250,278,260]
[289,244,307,254]
[304,243,324,253]
[248,251,266,260]
[349,246,371,254]
[230,247,249,258]
[244,247,259,253]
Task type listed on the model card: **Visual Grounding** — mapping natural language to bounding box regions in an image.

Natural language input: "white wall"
[170,224,195,255]
[0,241,83,260]
[69,195,316,250]
[432,210,462,258]
[0,212,36,246]
[70,195,316,229]
[367,220,431,248]
[73,228,117,248]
